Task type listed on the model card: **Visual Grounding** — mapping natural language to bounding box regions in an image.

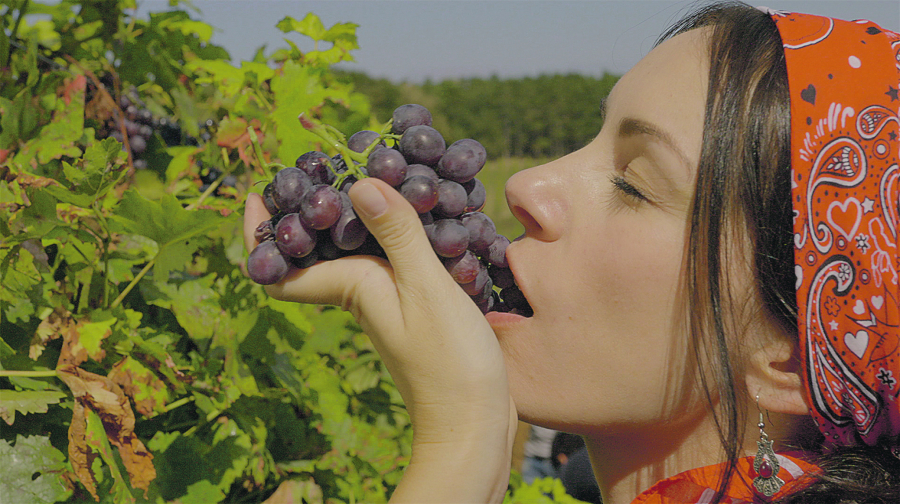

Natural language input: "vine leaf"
[43,138,128,207]
[0,390,67,425]
[261,478,324,504]
[108,356,171,417]
[110,189,231,283]
[57,364,156,500]
[0,435,72,503]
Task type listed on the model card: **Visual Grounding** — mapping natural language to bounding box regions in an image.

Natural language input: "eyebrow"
[600,98,692,168]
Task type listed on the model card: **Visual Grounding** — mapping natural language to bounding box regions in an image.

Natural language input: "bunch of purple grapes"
[247,104,532,315]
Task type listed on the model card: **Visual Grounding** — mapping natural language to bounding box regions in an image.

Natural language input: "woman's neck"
[583,413,731,504]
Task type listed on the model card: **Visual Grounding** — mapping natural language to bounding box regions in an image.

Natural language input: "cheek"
[514,213,699,425]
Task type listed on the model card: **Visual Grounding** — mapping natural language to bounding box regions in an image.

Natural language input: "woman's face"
[487,28,712,434]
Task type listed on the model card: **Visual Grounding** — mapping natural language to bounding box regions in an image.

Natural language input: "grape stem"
[297,113,376,188]
[247,127,285,175]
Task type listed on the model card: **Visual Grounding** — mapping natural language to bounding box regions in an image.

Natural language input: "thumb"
[349,178,449,289]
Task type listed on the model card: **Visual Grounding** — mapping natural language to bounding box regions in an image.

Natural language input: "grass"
[477,157,553,240]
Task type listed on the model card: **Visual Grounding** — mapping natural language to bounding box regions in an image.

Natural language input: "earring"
[753,395,785,497]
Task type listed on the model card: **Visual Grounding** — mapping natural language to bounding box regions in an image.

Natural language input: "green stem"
[92,200,112,308]
[182,408,221,437]
[110,254,156,310]
[77,268,93,314]
[187,148,237,211]
[11,0,29,41]
[297,113,371,189]
[161,396,194,413]
[253,90,273,111]
[0,369,58,378]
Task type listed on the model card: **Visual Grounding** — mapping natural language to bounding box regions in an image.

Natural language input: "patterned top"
[630,452,820,504]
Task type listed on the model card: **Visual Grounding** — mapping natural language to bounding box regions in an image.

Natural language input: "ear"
[743,331,809,416]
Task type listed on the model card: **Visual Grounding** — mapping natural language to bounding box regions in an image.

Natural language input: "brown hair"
[660,1,899,502]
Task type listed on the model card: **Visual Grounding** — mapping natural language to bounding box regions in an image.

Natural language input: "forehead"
[606,28,711,167]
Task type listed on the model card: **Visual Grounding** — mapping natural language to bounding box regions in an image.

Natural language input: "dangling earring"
[753,395,785,497]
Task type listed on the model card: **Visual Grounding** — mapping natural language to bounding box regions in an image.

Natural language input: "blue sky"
[135,1,900,82]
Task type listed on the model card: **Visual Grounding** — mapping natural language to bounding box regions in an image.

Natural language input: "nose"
[504,162,568,242]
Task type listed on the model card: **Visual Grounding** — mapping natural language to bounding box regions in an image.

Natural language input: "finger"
[264,254,397,314]
[349,178,456,293]
[243,193,271,254]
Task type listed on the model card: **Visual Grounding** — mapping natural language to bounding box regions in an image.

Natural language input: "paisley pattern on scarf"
[773,12,900,451]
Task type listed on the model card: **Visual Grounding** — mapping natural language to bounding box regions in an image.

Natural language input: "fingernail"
[353,182,388,218]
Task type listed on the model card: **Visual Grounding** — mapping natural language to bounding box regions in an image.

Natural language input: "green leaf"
[0,390,67,425]
[180,480,226,504]
[111,189,228,246]
[0,435,71,503]
[110,190,231,282]
[165,146,200,183]
[141,275,220,342]
[271,61,332,164]
[322,21,359,45]
[276,13,326,41]
[44,138,128,207]
[85,408,135,503]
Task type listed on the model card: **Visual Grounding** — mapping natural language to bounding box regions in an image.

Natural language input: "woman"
[243,2,900,502]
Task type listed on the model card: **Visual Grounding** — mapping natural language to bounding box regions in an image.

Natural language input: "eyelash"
[610,175,648,203]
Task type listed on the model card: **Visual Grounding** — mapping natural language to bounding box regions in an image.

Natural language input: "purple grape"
[130,135,147,154]
[272,167,313,214]
[442,250,484,284]
[348,130,386,153]
[399,125,445,166]
[247,240,289,285]
[392,104,432,135]
[295,151,336,185]
[405,164,439,181]
[300,184,342,230]
[331,203,369,251]
[463,178,486,212]
[486,235,510,268]
[460,267,491,296]
[501,285,532,315]
[367,148,408,187]
[470,275,494,303]
[436,139,486,183]
[433,179,467,218]
[489,264,516,290]
[316,233,344,260]
[263,183,279,214]
[420,212,435,241]
[429,219,469,258]
[461,212,497,254]
[275,213,317,258]
[125,119,141,136]
[254,220,275,242]
[399,175,439,213]
[290,250,320,269]
[475,293,495,314]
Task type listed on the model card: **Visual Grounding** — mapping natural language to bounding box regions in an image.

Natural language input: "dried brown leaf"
[108,356,170,417]
[57,365,157,498]
[67,401,100,501]
[31,309,74,361]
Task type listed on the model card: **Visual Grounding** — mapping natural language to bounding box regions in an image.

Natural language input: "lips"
[492,244,534,317]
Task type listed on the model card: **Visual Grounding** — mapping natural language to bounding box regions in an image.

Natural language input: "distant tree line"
[336,71,620,159]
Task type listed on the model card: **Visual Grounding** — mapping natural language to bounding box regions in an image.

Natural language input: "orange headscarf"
[774,10,900,454]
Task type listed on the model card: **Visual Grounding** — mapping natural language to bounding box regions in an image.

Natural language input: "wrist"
[390,401,517,503]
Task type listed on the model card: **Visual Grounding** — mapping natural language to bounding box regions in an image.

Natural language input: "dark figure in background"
[552,432,602,504]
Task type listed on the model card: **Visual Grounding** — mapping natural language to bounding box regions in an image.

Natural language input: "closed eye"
[610,175,648,202]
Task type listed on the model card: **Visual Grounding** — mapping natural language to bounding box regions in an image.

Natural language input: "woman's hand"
[243,178,516,503]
